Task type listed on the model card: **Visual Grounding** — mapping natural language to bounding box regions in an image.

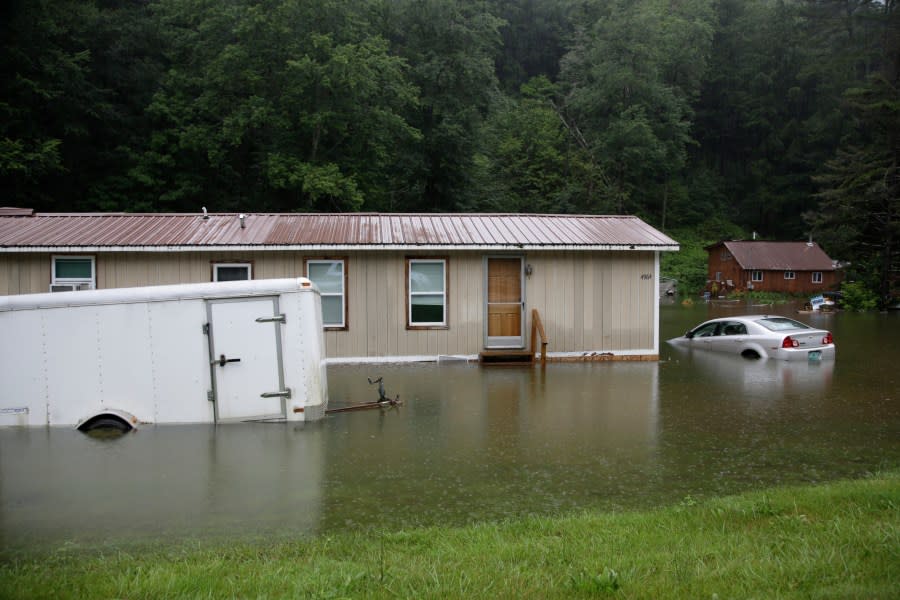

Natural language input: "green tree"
[468,76,604,213]
[806,1,899,305]
[559,0,716,222]
[1,1,105,208]
[132,0,419,212]
[381,0,504,212]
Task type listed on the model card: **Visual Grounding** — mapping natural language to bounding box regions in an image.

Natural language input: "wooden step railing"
[530,308,548,365]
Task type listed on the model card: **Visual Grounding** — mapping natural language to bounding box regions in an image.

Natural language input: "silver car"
[669,315,835,361]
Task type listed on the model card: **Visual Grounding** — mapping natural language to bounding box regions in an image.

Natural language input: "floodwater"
[1,302,898,552]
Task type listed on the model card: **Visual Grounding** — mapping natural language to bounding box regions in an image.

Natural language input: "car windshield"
[757,317,811,331]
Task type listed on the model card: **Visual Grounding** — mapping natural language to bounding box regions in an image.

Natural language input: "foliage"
[662,220,745,295]
[2,472,898,599]
[841,281,880,312]
[0,0,896,299]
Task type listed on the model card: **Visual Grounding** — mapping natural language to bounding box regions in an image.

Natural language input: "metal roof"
[719,241,836,271]
[0,212,679,252]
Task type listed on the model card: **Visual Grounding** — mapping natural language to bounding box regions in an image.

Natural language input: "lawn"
[2,471,898,599]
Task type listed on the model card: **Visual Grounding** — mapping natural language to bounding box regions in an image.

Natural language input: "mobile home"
[0,210,679,362]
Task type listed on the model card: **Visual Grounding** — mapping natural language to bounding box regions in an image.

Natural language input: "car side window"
[721,322,747,336]
[693,323,719,337]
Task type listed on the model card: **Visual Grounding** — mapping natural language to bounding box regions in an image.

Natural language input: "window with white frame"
[306,259,346,329]
[812,271,823,284]
[715,271,722,282]
[51,255,95,291]
[751,270,763,282]
[784,271,796,280]
[213,262,252,281]
[407,258,447,327]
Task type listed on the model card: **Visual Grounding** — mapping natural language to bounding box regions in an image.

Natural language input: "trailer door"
[207,297,287,422]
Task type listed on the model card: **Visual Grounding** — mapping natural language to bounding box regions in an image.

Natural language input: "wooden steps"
[479,350,533,365]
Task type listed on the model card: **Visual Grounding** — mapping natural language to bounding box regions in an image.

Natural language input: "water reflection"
[1,305,898,552]
[667,345,834,399]
[0,424,325,549]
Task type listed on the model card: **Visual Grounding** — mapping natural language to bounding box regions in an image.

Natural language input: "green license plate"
[808,350,822,361]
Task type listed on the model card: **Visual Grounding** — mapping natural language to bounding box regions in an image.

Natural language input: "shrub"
[841,281,879,311]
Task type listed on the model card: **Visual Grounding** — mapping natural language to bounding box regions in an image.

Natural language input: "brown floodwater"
[1,301,898,552]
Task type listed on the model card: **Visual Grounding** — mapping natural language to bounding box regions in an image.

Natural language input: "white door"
[208,297,286,422]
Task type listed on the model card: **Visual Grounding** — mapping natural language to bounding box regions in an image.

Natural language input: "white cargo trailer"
[0,278,328,429]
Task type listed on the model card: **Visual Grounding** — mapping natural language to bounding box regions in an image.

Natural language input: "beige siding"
[0,253,51,295]
[525,251,656,355]
[2,249,658,358]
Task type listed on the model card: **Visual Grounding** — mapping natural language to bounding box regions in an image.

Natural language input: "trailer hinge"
[207,390,215,402]
[202,323,210,335]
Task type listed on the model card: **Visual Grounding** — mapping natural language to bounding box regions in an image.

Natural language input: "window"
[721,250,732,261]
[306,259,346,329]
[812,271,823,284]
[51,255,95,291]
[407,258,447,327]
[714,271,722,282]
[213,263,252,281]
[720,322,747,336]
[751,270,763,282]
[784,271,796,280]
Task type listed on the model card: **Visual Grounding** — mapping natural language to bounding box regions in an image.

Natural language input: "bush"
[840,281,879,311]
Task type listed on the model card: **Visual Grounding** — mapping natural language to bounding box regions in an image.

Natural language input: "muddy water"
[1,302,898,551]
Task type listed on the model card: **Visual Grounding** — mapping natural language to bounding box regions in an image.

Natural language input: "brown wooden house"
[705,240,841,296]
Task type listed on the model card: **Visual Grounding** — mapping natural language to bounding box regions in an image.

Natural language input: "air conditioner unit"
[49,282,94,292]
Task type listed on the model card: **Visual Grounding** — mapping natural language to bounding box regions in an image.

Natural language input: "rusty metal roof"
[721,241,836,271]
[0,212,678,251]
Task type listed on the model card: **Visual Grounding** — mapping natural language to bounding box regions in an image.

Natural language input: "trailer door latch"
[255,314,286,324]
[211,354,241,367]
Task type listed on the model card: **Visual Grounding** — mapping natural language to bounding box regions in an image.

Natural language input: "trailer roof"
[0,212,678,252]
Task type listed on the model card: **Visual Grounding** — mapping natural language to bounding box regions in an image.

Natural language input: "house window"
[407,258,447,327]
[721,250,732,261]
[306,259,346,329]
[51,255,95,291]
[812,271,823,284]
[213,263,252,281]
[784,271,796,280]
[751,270,763,282]
[715,272,722,282]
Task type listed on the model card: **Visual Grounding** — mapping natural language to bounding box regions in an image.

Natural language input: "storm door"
[484,257,525,349]
[207,297,287,422]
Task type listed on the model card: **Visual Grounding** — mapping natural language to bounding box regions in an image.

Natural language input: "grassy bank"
[2,473,898,599]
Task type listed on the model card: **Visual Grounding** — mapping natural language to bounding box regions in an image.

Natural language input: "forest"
[1,1,898,301]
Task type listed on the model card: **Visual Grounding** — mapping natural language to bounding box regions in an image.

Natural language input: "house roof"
[711,241,836,271]
[0,212,679,252]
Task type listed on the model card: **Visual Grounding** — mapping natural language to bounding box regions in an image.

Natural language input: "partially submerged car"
[669,315,835,361]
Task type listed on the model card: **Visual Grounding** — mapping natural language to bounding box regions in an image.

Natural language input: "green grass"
[2,472,898,599]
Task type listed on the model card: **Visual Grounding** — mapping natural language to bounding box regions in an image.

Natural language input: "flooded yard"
[1,302,898,552]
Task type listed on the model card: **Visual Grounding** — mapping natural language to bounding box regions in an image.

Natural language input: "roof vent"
[202,206,209,220]
[239,213,246,229]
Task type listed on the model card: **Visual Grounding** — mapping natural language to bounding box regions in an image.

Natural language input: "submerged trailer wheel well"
[76,410,137,433]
